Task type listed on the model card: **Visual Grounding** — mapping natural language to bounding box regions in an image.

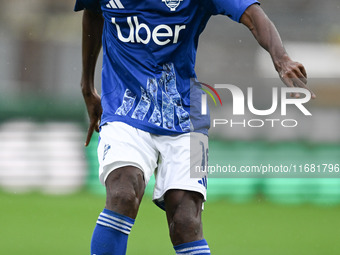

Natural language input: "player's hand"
[276,55,316,99]
[82,88,102,147]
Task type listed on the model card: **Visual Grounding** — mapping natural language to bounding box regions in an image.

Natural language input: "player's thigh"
[98,122,159,217]
[105,165,145,217]
[98,121,158,187]
[105,165,145,201]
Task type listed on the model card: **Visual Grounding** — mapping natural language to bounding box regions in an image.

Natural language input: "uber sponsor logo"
[111,16,186,45]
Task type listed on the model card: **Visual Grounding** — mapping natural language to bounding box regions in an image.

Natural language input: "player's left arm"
[240,4,316,99]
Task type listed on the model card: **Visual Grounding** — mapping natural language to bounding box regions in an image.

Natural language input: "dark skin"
[81,9,103,147]
[80,3,315,246]
[240,4,316,99]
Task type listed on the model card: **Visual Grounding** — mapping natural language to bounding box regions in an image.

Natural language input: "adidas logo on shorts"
[103,144,111,161]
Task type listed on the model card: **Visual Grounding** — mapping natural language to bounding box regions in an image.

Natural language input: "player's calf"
[164,190,211,254]
[91,166,145,255]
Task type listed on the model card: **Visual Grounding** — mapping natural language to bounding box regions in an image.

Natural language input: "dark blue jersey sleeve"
[74,0,101,13]
[209,0,259,22]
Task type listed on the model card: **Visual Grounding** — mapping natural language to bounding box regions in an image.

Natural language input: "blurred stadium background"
[1,0,340,254]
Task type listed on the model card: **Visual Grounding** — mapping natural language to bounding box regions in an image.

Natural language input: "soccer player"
[75,0,315,254]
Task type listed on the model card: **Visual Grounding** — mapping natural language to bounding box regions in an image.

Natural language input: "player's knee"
[108,188,139,208]
[106,184,142,217]
[171,211,201,231]
[170,208,202,244]
[105,166,145,215]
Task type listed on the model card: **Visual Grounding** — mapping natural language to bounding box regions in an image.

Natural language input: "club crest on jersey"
[162,0,183,11]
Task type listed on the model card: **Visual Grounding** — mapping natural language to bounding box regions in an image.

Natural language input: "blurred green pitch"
[1,191,340,255]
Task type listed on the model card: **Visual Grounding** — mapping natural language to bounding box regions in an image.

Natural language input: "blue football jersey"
[75,0,259,135]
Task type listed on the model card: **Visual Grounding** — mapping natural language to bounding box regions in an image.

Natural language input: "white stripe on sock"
[96,220,131,235]
[177,250,211,255]
[100,212,134,227]
[176,245,210,253]
[97,216,132,232]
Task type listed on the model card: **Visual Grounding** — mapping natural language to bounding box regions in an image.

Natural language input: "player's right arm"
[81,9,104,146]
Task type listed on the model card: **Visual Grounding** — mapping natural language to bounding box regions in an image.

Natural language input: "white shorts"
[97,122,208,209]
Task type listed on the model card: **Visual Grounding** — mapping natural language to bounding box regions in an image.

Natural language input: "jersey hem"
[100,116,208,136]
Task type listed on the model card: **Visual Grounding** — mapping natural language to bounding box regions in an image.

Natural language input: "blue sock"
[91,209,135,255]
[174,239,211,255]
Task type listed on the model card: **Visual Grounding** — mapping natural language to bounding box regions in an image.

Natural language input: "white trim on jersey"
[106,0,125,9]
